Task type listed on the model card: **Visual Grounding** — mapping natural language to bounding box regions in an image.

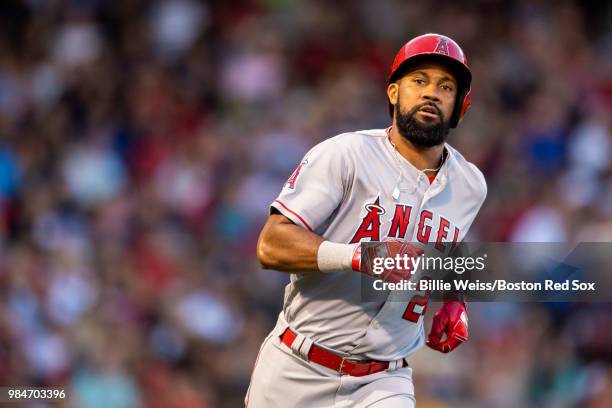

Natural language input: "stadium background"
[0,0,610,407]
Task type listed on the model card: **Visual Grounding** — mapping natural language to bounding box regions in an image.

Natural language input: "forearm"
[257,218,324,271]
[256,214,358,273]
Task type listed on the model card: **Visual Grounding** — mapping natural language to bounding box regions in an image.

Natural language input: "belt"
[280,328,407,377]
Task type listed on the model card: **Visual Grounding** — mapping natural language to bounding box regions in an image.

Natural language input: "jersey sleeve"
[271,138,351,232]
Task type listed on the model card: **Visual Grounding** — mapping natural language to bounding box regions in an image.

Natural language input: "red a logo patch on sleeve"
[286,159,307,189]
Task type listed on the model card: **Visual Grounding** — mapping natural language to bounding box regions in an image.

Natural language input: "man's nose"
[422,85,442,103]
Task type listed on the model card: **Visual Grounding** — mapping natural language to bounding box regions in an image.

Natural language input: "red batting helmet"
[388,33,472,128]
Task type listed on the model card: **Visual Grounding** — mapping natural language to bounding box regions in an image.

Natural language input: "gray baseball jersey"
[270,128,487,361]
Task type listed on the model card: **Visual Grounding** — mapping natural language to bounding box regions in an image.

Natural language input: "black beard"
[395,101,450,147]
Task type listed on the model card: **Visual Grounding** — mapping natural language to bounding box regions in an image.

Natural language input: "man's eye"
[441,85,453,91]
[413,79,425,85]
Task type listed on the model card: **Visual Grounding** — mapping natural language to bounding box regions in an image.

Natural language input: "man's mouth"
[417,105,440,118]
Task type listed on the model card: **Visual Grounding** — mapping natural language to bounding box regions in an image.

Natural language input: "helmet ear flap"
[456,89,471,126]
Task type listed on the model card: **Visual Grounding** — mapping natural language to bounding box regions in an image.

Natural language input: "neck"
[388,126,445,171]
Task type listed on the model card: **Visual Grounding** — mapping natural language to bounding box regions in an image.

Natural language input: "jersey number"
[402,277,431,323]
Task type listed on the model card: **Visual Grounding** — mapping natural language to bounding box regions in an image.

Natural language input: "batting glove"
[426,301,468,353]
[354,240,424,284]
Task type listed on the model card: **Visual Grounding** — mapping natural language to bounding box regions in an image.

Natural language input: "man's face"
[388,63,458,147]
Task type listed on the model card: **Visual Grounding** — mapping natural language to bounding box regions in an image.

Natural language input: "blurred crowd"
[0,0,610,407]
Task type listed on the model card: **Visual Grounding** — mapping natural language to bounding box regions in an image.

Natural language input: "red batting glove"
[352,240,424,284]
[426,301,468,353]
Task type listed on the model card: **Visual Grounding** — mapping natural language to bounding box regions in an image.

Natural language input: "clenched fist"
[353,240,424,284]
[427,301,468,353]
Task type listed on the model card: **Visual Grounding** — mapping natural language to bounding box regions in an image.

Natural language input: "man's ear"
[387,82,399,107]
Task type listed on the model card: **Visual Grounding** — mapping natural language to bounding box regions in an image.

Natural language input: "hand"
[426,301,468,353]
[352,240,424,283]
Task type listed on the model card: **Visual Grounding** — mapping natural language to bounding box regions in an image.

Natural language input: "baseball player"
[245,33,487,407]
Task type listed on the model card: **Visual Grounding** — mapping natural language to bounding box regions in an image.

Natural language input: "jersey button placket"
[410,173,445,241]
